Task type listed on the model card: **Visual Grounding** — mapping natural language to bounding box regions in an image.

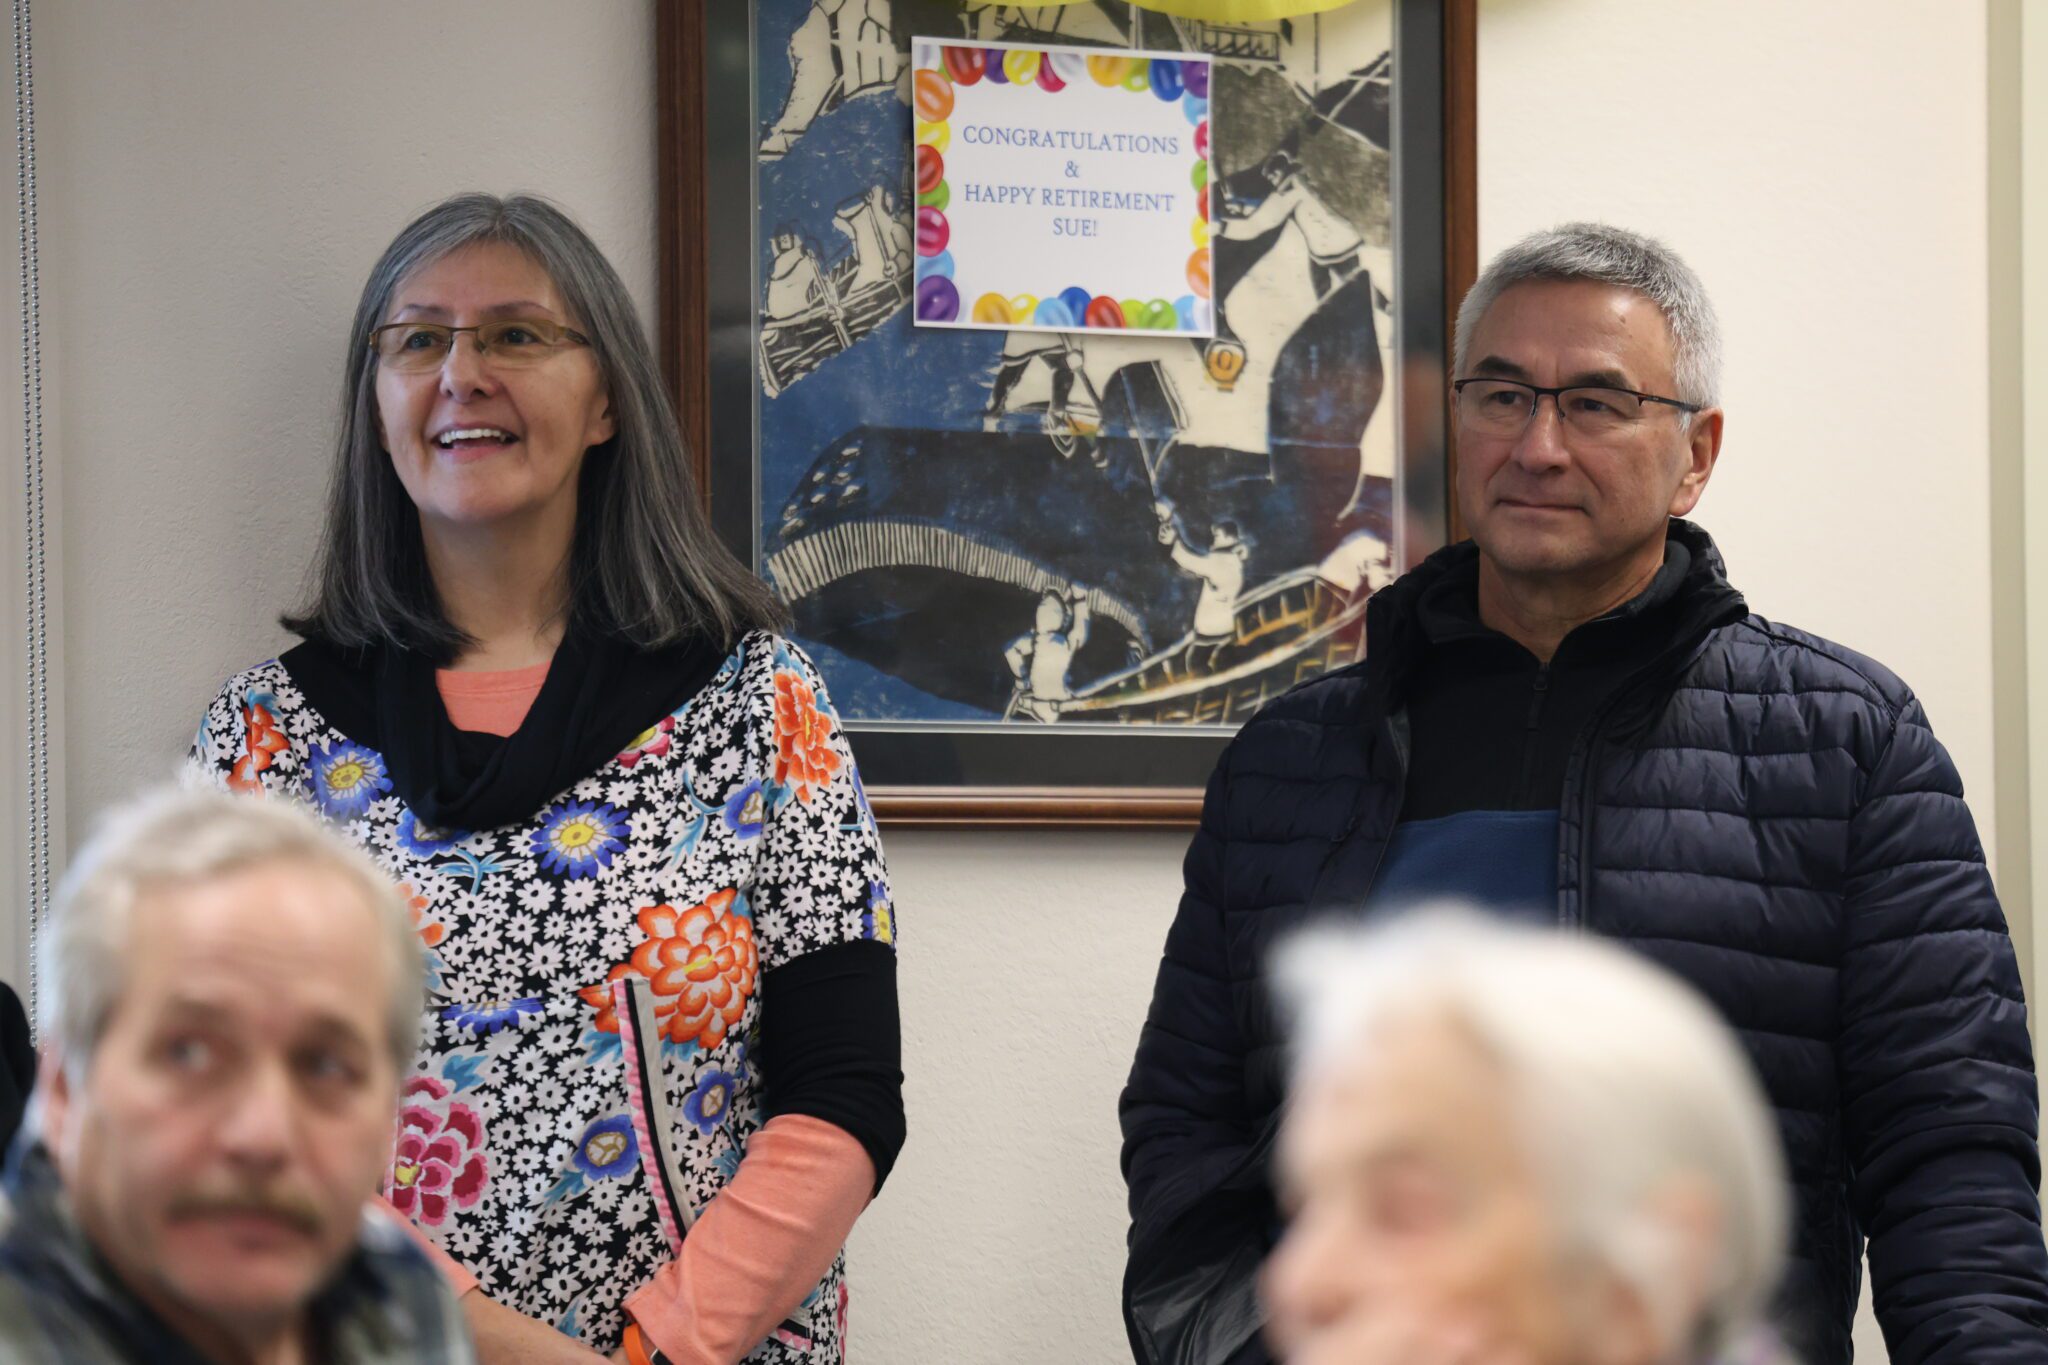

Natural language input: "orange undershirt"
[380,663,879,1361]
[434,659,553,738]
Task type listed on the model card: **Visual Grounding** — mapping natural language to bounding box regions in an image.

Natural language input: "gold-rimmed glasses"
[367,318,591,372]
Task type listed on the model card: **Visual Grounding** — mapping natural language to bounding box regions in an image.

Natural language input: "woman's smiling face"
[374,240,614,535]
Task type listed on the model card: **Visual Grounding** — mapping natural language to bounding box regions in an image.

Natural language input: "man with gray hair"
[0,786,475,1363]
[1265,910,1791,1365]
[1122,223,2048,1364]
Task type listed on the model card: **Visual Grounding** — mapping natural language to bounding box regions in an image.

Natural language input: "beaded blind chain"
[13,0,47,1038]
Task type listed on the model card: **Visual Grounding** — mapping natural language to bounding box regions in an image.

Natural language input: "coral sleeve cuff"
[625,1114,873,1363]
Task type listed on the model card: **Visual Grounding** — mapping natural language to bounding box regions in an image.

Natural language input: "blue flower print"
[862,880,896,946]
[398,809,467,858]
[441,998,543,1038]
[722,781,766,840]
[308,740,392,821]
[682,1070,739,1136]
[529,800,629,879]
[850,763,875,826]
[570,1114,641,1182]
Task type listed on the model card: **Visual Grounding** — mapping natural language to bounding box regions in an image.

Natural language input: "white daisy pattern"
[194,633,893,1359]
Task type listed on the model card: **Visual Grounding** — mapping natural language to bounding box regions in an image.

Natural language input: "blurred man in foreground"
[1265,911,1792,1365]
[0,786,474,1363]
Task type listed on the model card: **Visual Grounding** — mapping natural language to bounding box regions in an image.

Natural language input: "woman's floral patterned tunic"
[193,633,893,1360]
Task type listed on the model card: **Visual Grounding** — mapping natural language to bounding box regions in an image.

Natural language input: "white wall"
[40,2,659,825]
[2021,0,2048,1034]
[1990,0,2029,1008]
[17,2,2005,1361]
[1479,1,1999,856]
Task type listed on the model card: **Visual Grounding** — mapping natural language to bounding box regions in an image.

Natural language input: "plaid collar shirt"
[0,1141,475,1364]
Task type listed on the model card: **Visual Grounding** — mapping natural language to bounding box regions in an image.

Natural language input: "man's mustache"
[163,1189,325,1237]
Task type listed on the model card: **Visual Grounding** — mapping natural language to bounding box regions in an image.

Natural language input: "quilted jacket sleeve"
[1121,741,1252,1241]
[1842,693,2048,1360]
[1118,742,1279,1365]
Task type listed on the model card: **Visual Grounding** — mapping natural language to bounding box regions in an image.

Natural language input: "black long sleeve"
[758,939,904,1192]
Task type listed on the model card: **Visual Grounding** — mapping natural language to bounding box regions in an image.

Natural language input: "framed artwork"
[659,0,1476,826]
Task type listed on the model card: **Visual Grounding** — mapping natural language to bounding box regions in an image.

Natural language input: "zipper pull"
[1525,666,1551,729]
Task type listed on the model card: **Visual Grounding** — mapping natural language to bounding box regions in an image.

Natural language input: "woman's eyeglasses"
[368,319,591,372]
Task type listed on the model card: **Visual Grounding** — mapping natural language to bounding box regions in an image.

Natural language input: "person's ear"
[36,1042,73,1161]
[1582,1178,1724,1365]
[1647,1177,1724,1322]
[1667,407,1723,518]
[1576,1270,1660,1365]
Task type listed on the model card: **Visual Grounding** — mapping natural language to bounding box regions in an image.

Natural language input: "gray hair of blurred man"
[1275,910,1787,1357]
[1452,221,1724,408]
[37,785,424,1078]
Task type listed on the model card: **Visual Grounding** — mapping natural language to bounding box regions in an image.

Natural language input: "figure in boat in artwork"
[1004,586,1092,723]
[1158,505,1251,671]
[1215,151,1375,303]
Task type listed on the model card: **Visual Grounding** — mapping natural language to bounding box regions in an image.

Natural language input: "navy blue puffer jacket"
[1120,522,2048,1364]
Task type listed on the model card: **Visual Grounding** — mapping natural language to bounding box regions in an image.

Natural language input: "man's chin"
[157,1226,332,1320]
[163,1274,325,1332]
[1472,528,1595,578]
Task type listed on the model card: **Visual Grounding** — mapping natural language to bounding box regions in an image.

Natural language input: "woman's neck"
[422,516,573,671]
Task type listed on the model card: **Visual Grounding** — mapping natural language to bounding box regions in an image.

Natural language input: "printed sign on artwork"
[911,38,1215,337]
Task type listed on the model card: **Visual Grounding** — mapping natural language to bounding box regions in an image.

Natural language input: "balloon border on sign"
[911,40,1212,335]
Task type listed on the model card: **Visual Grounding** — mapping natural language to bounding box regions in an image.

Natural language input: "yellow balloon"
[1009,294,1039,320]
[1121,59,1152,92]
[1002,50,1041,85]
[1191,218,1212,248]
[916,120,950,154]
[1087,54,1131,87]
[972,293,1015,325]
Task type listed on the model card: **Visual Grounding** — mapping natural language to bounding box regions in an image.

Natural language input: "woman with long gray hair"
[192,193,903,1365]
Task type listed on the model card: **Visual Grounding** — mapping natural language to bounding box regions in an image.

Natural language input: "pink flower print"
[618,715,676,768]
[387,1074,488,1226]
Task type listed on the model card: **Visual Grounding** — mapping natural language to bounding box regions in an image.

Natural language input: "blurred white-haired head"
[1264,908,1788,1365]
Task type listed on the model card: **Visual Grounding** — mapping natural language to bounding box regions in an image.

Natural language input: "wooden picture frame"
[659,0,1476,828]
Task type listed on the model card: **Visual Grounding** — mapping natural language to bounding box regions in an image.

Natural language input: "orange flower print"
[228,696,288,793]
[580,890,758,1051]
[399,882,446,949]
[772,670,841,803]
